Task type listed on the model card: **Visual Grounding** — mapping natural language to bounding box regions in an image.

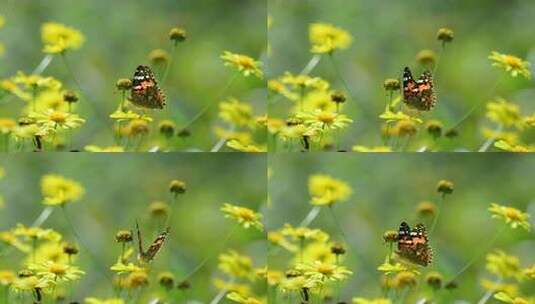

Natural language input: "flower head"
[297,110,353,133]
[218,250,255,280]
[227,292,264,304]
[308,174,352,206]
[352,298,392,304]
[41,22,85,54]
[489,51,531,79]
[296,260,352,287]
[41,174,84,206]
[29,110,85,136]
[309,23,352,54]
[221,51,263,78]
[221,203,264,231]
[219,98,254,127]
[85,298,125,304]
[486,98,524,129]
[28,261,85,283]
[489,203,531,231]
[486,250,524,280]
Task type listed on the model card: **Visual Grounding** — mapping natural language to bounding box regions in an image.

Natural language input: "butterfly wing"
[402,67,436,111]
[396,222,432,266]
[141,227,170,263]
[130,65,166,109]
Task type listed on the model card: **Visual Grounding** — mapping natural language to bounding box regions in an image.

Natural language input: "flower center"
[505,208,522,220]
[237,209,255,221]
[316,263,335,275]
[50,111,67,123]
[49,263,67,275]
[505,55,523,69]
[317,112,336,124]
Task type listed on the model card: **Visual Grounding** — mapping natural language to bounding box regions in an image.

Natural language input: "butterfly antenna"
[135,220,144,255]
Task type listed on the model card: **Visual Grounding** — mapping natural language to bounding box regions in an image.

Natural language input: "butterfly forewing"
[130,65,166,109]
[396,222,432,266]
[136,222,169,263]
[402,67,436,111]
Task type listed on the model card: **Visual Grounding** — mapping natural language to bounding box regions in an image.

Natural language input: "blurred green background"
[268,153,535,301]
[268,0,535,150]
[0,153,267,302]
[0,0,266,150]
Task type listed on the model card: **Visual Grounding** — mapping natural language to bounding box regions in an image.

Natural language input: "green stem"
[328,53,356,105]
[161,42,178,86]
[429,194,445,236]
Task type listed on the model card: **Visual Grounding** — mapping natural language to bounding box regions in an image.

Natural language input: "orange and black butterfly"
[129,65,166,109]
[396,222,432,266]
[136,221,169,263]
[402,67,436,111]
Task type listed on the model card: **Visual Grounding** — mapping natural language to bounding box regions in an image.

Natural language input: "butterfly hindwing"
[396,221,432,266]
[129,65,166,109]
[136,222,169,263]
[402,67,436,111]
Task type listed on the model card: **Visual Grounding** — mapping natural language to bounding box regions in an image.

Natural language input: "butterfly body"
[136,222,169,263]
[129,65,166,109]
[396,221,432,266]
[402,67,435,111]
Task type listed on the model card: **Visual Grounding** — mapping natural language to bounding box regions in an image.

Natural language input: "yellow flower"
[84,145,125,152]
[489,203,531,231]
[12,72,62,91]
[298,110,353,132]
[308,174,352,206]
[309,23,352,54]
[41,174,84,206]
[213,278,251,296]
[352,145,392,152]
[31,241,70,264]
[486,98,524,129]
[218,250,255,280]
[124,271,149,288]
[300,90,338,113]
[227,139,266,152]
[480,278,518,295]
[227,292,264,304]
[13,224,62,242]
[280,224,329,243]
[486,250,524,281]
[11,275,53,293]
[29,110,85,136]
[379,110,423,124]
[110,262,145,275]
[0,270,16,286]
[221,51,263,78]
[377,259,412,276]
[489,51,531,79]
[494,292,532,304]
[481,128,519,145]
[221,203,264,231]
[280,73,330,91]
[300,241,337,265]
[29,261,85,283]
[109,110,153,123]
[85,298,125,304]
[214,127,252,143]
[279,273,308,292]
[41,22,85,54]
[267,231,298,252]
[296,261,352,287]
[523,265,535,279]
[0,231,31,252]
[219,98,254,127]
[352,298,392,304]
[0,118,16,134]
[279,124,317,141]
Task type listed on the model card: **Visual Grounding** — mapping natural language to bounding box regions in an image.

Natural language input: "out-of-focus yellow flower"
[300,241,336,264]
[489,203,531,231]
[523,265,535,279]
[0,231,31,252]
[31,241,70,264]
[480,278,518,296]
[41,22,85,54]
[486,250,524,281]
[227,139,266,152]
[280,73,330,92]
[124,271,149,289]
[110,262,145,275]
[0,118,16,134]
[279,123,317,141]
[300,90,338,113]
[494,140,535,152]
[352,145,392,152]
[353,298,392,304]
[377,259,414,276]
[309,23,352,54]
[214,127,252,144]
[494,292,532,304]
[218,250,255,280]
[486,98,524,129]
[0,15,4,29]
[11,275,53,293]
[267,231,298,252]
[84,145,125,152]
[221,203,264,231]
[85,298,125,304]
[41,174,84,206]
[296,261,352,287]
[268,79,299,101]
[308,174,352,206]
[279,273,308,292]
[29,261,84,283]
[219,98,254,128]
[281,224,329,243]
[221,51,263,78]
[213,278,251,296]
[392,271,418,289]
[489,51,531,79]
[12,72,62,91]
[13,224,62,242]
[29,110,85,136]
[481,128,519,145]
[298,110,353,132]
[0,270,16,286]
[109,110,153,123]
[379,110,423,124]
[227,291,264,304]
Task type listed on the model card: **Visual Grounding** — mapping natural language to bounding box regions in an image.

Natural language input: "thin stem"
[32,55,54,75]
[429,194,445,236]
[449,224,507,283]
[32,207,54,227]
[300,54,322,75]
[210,125,236,152]
[299,206,321,227]
[161,42,178,86]
[328,53,356,104]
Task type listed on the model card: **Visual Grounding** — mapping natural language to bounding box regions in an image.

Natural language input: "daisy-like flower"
[523,265,535,279]
[84,145,125,152]
[486,98,524,129]
[379,110,423,124]
[489,203,531,231]
[377,259,416,276]
[280,72,330,91]
[85,298,125,304]
[41,22,85,54]
[298,110,353,133]
[29,110,85,135]
[12,224,62,242]
[213,278,251,296]
[352,145,392,152]
[29,261,85,283]
[489,51,531,79]
[0,270,15,286]
[299,241,337,264]
[219,98,254,128]
[227,292,264,304]
[221,51,263,78]
[226,139,267,153]
[218,250,255,280]
[308,174,352,206]
[352,298,392,304]
[309,23,352,54]
[296,260,352,287]
[41,174,85,206]
[280,224,329,243]
[10,275,53,293]
[267,231,298,252]
[486,250,524,281]
[110,262,145,275]
[221,203,264,231]
[494,292,531,304]
[12,72,62,91]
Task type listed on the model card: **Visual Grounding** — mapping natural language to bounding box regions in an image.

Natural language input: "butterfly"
[135,221,169,263]
[129,65,166,109]
[396,221,432,266]
[402,67,436,111]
